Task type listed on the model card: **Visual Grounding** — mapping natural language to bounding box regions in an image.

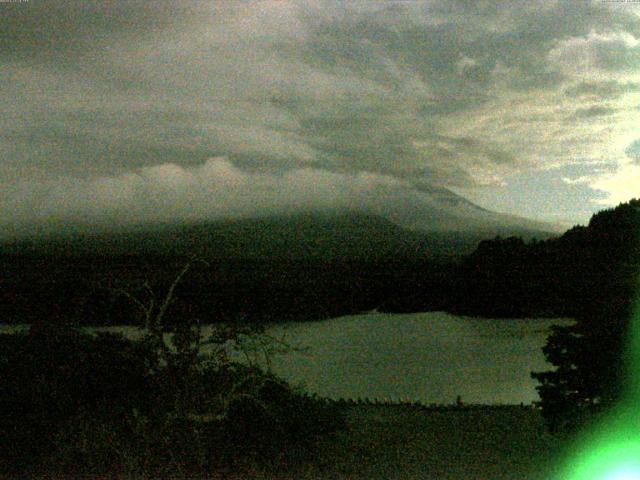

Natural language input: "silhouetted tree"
[0,260,345,477]
[532,199,640,434]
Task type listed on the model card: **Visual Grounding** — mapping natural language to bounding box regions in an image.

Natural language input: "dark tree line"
[0,254,438,326]
[387,199,640,321]
[448,199,640,433]
[531,200,640,433]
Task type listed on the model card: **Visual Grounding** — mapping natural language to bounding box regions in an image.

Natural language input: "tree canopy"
[532,199,640,434]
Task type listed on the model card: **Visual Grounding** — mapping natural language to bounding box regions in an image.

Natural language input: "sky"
[1,0,640,234]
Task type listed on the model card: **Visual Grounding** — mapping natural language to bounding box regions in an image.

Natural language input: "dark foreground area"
[2,201,638,326]
[4,403,563,480]
[61,404,561,480]
[266,405,562,480]
[0,323,565,480]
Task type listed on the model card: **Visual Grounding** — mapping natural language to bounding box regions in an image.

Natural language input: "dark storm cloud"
[572,106,617,119]
[0,1,191,61]
[1,0,639,229]
[565,80,640,100]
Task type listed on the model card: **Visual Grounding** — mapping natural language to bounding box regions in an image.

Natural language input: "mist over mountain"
[382,183,558,234]
[2,164,558,255]
[0,170,560,328]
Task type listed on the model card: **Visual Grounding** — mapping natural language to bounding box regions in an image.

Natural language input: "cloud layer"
[1,0,639,231]
[5,157,530,237]
[4,158,396,226]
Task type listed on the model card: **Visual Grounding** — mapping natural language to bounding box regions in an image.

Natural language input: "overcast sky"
[1,0,639,233]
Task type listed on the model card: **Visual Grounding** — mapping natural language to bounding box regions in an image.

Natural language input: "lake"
[1,312,572,405]
[261,312,572,405]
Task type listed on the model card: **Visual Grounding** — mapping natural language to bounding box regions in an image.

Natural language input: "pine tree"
[532,200,640,434]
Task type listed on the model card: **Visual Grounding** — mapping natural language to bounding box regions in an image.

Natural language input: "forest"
[386,199,640,319]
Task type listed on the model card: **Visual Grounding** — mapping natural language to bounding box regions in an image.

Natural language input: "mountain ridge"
[2,209,557,260]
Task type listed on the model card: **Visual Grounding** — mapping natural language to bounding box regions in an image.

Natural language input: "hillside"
[0,209,557,326]
[0,212,430,325]
[383,199,640,318]
[1,210,553,260]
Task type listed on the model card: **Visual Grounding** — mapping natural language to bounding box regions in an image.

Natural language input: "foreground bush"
[0,322,344,477]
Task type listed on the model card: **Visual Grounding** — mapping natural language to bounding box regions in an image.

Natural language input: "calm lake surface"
[264,312,572,405]
[1,312,572,405]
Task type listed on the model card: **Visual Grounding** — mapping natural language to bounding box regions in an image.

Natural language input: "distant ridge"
[2,210,555,260]
[383,198,640,317]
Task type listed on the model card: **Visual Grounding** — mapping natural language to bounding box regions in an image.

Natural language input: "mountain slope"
[1,212,425,260]
[3,208,557,261]
[384,183,560,234]
[2,181,561,245]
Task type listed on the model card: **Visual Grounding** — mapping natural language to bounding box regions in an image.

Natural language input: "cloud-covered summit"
[1,0,639,231]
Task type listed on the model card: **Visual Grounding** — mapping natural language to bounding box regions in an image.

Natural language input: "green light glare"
[562,423,640,480]
[560,306,640,480]
[606,466,640,480]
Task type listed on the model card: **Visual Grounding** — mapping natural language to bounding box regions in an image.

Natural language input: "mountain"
[0,201,560,325]
[384,183,560,234]
[3,205,557,261]
[0,208,553,326]
[3,212,417,259]
[2,181,561,247]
